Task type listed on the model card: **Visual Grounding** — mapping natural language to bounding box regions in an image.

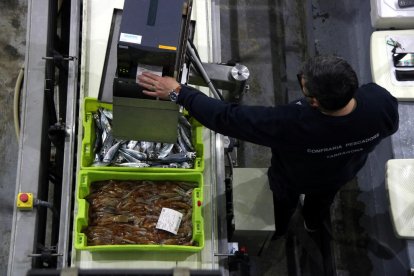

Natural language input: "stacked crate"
[75,98,205,252]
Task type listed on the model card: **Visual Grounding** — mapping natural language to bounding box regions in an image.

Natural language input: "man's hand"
[137,72,180,100]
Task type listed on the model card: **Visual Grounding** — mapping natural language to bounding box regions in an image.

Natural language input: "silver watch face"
[169,91,178,102]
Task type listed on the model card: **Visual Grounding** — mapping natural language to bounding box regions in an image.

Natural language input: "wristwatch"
[169,85,181,102]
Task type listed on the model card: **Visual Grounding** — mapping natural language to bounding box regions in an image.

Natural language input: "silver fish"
[115,162,150,168]
[178,117,192,141]
[102,109,113,120]
[93,132,102,154]
[158,143,174,159]
[113,152,126,164]
[103,141,122,163]
[179,125,194,151]
[93,113,103,131]
[93,153,101,162]
[100,131,114,158]
[99,108,112,133]
[93,114,103,154]
[180,162,192,169]
[118,149,140,163]
[177,131,187,152]
[159,152,196,163]
[154,142,162,153]
[92,161,109,167]
[140,141,153,154]
[178,115,192,129]
[120,148,147,161]
[127,140,138,150]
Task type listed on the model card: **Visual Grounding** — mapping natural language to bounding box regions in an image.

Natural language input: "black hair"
[301,56,359,111]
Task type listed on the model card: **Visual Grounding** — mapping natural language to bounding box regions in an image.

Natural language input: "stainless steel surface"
[57,0,81,268]
[188,62,249,93]
[8,0,50,275]
[210,0,222,63]
[99,9,122,103]
[213,133,229,272]
[208,0,230,273]
[71,0,222,270]
[230,64,249,81]
[187,40,221,100]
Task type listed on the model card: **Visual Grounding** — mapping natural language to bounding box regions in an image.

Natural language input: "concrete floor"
[0,0,27,275]
[220,0,411,275]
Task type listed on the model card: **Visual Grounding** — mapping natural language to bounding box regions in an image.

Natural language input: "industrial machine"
[8,0,252,275]
[112,0,190,143]
[15,0,414,275]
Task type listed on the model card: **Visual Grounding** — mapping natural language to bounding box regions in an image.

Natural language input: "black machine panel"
[115,0,189,98]
[111,0,192,143]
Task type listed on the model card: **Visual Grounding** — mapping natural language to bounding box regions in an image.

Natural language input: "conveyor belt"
[72,0,227,271]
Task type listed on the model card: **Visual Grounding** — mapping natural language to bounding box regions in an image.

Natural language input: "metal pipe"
[186,40,223,100]
[13,67,24,140]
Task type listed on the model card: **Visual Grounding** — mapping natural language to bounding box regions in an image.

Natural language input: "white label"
[156,208,183,235]
[119,32,142,44]
[136,64,163,83]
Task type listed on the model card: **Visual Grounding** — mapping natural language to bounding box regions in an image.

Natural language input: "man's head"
[299,56,359,111]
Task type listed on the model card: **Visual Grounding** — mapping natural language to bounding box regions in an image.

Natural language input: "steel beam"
[56,0,82,268]
[8,0,51,275]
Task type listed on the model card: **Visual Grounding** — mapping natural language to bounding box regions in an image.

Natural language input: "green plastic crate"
[81,97,204,172]
[75,170,204,252]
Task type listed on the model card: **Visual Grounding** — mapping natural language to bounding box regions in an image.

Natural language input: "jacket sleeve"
[176,85,286,147]
[373,83,399,137]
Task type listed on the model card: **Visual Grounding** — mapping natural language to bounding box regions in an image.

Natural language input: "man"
[138,56,399,237]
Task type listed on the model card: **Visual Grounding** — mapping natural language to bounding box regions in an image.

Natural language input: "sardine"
[115,162,150,168]
[91,109,197,169]
[180,162,192,169]
[102,109,113,120]
[177,130,189,153]
[158,152,196,163]
[179,118,192,142]
[93,114,103,154]
[158,143,174,159]
[99,108,112,133]
[103,141,122,163]
[100,131,114,158]
[179,125,194,151]
[145,142,157,159]
[154,142,162,153]
[127,140,138,150]
[93,113,103,131]
[93,130,103,155]
[93,153,101,162]
[91,161,109,167]
[168,163,179,168]
[120,148,147,161]
[119,149,140,163]
[113,153,125,164]
[140,141,153,154]
[178,114,192,130]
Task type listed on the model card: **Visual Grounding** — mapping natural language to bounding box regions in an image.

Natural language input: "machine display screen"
[393,53,414,68]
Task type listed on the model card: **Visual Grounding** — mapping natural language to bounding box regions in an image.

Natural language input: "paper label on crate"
[136,64,163,84]
[119,32,142,44]
[156,208,183,235]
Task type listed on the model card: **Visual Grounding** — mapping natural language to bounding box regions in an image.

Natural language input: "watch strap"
[169,85,181,102]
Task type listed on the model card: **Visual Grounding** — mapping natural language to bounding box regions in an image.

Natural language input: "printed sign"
[119,32,142,44]
[156,208,183,235]
[136,64,163,84]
